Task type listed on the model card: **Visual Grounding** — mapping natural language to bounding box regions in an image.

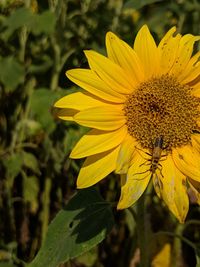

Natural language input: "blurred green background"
[1,0,200,266]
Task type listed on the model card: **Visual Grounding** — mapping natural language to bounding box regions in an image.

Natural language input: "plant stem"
[40,178,51,244]
[137,194,149,267]
[154,230,197,252]
[136,192,151,267]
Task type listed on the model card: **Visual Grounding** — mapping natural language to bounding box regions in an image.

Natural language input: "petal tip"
[76,180,87,189]
[65,69,74,79]
[106,31,116,39]
[69,151,76,159]
[83,49,93,56]
[117,202,125,210]
[140,24,150,32]
[53,99,60,108]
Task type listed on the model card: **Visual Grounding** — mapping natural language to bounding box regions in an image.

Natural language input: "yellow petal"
[115,133,137,174]
[66,69,126,103]
[70,126,127,158]
[84,50,134,94]
[106,31,144,83]
[134,25,160,78]
[187,178,200,205]
[77,146,120,188]
[191,84,200,97]
[56,108,78,121]
[152,243,171,267]
[191,133,200,153]
[54,92,107,109]
[170,34,200,77]
[158,27,181,74]
[74,105,126,130]
[154,155,189,223]
[120,174,127,187]
[117,150,151,209]
[179,51,200,83]
[172,145,200,182]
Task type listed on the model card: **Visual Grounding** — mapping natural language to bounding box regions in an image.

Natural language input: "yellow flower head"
[55,25,200,223]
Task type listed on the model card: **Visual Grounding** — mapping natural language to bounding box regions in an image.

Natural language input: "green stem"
[10,78,36,152]
[18,0,31,62]
[40,178,52,244]
[173,224,184,267]
[154,230,198,253]
[18,26,28,63]
[136,193,151,267]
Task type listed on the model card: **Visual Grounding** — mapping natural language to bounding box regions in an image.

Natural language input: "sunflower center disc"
[124,74,200,150]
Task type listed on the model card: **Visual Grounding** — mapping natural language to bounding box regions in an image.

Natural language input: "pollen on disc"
[124,74,200,150]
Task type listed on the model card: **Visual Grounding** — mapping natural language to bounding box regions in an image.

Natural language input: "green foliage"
[30,11,56,35]
[29,88,59,133]
[22,151,40,175]
[124,0,163,9]
[2,7,56,40]
[29,188,114,267]
[2,7,33,39]
[0,56,24,92]
[0,263,17,267]
[3,152,23,188]
[23,175,39,213]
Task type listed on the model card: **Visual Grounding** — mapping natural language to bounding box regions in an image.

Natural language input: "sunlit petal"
[134,25,160,78]
[54,92,108,109]
[66,69,126,103]
[115,133,137,174]
[117,150,151,209]
[74,105,126,130]
[172,145,200,182]
[77,146,120,188]
[106,31,144,83]
[191,83,200,97]
[180,51,200,83]
[154,155,189,223]
[191,133,200,153]
[84,50,134,94]
[170,34,200,77]
[70,126,127,158]
[158,26,181,74]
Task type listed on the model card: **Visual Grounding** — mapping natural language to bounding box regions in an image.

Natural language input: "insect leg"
[157,164,164,178]
[130,171,150,181]
[139,160,151,168]
[135,146,151,157]
[153,173,163,197]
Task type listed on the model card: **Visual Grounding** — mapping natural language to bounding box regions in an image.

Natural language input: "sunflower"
[54,25,200,223]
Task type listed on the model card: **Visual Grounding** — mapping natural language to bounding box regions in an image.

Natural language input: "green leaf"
[0,263,17,267]
[29,88,59,133]
[22,151,41,175]
[30,11,56,35]
[2,8,55,39]
[3,152,23,188]
[20,119,43,138]
[23,175,39,213]
[2,7,33,40]
[0,57,24,92]
[123,0,163,9]
[29,188,114,267]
